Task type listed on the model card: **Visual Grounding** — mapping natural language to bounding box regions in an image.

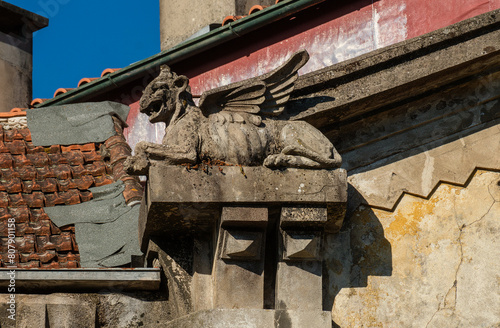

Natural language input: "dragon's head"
[140,65,190,124]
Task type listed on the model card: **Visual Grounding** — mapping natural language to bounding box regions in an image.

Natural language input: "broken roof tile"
[62,150,85,166]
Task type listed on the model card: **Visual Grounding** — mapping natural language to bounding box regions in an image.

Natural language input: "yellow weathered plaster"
[329,170,500,327]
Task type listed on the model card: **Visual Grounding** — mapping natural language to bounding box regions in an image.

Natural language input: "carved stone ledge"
[140,162,347,250]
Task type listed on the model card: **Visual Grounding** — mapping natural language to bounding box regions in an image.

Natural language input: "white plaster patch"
[0,116,27,130]
[127,114,165,154]
[304,20,375,74]
[373,2,408,49]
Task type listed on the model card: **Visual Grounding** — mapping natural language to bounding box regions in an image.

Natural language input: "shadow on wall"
[323,184,392,318]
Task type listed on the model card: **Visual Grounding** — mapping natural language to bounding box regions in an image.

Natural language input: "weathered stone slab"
[147,163,347,204]
[139,163,347,249]
[166,309,332,328]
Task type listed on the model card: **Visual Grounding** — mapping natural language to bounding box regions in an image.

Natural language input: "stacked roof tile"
[0,112,143,268]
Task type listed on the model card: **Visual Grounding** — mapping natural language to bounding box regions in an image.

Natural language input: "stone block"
[283,231,322,261]
[221,230,264,260]
[281,206,328,229]
[213,206,268,309]
[276,261,323,311]
[166,309,332,328]
[220,206,268,228]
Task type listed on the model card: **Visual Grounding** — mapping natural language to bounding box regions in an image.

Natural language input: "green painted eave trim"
[38,0,325,108]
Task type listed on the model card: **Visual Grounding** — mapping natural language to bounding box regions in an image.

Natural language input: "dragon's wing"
[199,50,309,120]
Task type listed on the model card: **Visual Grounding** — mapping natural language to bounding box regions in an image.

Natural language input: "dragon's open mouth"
[140,92,164,122]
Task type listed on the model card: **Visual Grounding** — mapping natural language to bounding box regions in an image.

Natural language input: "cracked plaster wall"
[327,170,500,327]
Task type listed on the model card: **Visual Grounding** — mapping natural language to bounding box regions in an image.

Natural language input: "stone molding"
[349,123,500,210]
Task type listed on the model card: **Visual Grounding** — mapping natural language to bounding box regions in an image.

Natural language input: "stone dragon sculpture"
[124,50,341,175]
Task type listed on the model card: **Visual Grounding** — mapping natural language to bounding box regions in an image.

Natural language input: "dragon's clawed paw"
[263,154,292,168]
[124,154,150,176]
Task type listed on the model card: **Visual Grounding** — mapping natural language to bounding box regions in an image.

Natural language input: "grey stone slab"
[140,164,347,249]
[139,162,347,250]
[280,206,328,229]
[148,164,347,204]
[221,207,268,228]
[27,101,129,146]
[165,309,332,328]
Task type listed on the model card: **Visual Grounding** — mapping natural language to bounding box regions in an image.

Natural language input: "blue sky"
[6,0,160,99]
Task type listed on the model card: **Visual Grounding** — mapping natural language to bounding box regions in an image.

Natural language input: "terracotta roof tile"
[77,77,99,87]
[0,108,26,118]
[101,68,120,77]
[222,15,246,26]
[248,5,268,15]
[0,115,143,268]
[53,88,75,98]
[30,98,48,107]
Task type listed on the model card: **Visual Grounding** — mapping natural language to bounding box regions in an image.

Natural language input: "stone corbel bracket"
[140,162,347,325]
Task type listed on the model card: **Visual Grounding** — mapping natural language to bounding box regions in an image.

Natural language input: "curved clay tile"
[248,5,267,15]
[101,68,120,77]
[30,98,49,107]
[0,108,27,118]
[53,88,75,98]
[275,0,284,4]
[222,15,245,26]
[77,77,99,88]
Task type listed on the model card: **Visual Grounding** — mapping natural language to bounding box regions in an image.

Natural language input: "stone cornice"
[288,8,500,131]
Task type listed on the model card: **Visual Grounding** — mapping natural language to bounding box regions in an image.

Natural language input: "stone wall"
[0,292,173,327]
[327,169,499,327]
